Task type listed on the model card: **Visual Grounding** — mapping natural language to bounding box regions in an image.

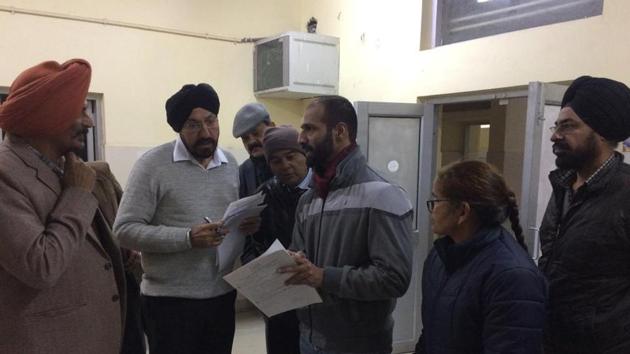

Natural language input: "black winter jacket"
[238,157,273,198]
[241,176,308,264]
[417,226,547,354]
[539,153,630,354]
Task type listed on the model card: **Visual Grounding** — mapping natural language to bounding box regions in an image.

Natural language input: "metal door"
[355,101,437,353]
[520,82,569,261]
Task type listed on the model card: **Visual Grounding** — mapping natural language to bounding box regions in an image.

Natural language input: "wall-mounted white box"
[254,32,340,99]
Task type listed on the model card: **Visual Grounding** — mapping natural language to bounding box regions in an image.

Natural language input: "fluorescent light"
[477,0,491,3]
[480,124,490,128]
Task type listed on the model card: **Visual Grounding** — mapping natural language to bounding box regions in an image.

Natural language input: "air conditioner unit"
[254,32,340,99]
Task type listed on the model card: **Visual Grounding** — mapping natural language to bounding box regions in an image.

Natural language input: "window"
[0,93,6,140]
[434,0,604,46]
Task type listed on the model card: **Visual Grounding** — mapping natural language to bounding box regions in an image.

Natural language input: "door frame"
[420,85,534,254]
[355,101,436,353]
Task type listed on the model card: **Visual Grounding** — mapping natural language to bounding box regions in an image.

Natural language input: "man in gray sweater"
[114,83,258,354]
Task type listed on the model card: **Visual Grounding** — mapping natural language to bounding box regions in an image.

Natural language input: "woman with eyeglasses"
[415,160,547,354]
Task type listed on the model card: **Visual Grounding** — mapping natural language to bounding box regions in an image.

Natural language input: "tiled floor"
[233,310,266,354]
[206,310,415,354]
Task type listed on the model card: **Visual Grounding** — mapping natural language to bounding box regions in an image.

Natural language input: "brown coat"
[0,137,125,354]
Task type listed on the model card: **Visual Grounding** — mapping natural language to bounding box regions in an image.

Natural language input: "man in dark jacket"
[242,125,311,354]
[279,96,413,354]
[539,76,630,354]
[232,102,275,197]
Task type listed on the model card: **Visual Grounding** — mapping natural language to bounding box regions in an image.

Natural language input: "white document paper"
[217,192,266,273]
[223,239,323,317]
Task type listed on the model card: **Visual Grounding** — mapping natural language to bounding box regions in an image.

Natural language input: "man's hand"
[189,221,228,248]
[63,152,96,192]
[239,216,261,235]
[124,250,141,270]
[278,251,324,288]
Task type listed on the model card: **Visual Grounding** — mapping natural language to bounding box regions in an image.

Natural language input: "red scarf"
[314,143,356,199]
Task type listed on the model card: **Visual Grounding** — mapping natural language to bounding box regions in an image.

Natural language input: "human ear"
[457,202,471,225]
[334,123,347,138]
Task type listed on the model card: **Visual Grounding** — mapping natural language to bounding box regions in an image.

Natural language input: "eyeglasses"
[549,121,579,135]
[426,199,450,213]
[182,118,218,133]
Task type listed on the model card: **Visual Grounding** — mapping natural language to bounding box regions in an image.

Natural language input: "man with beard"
[0,59,125,353]
[114,83,258,354]
[232,102,275,197]
[279,96,413,354]
[539,76,630,354]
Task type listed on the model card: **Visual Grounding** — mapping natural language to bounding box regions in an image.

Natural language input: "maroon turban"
[0,59,91,137]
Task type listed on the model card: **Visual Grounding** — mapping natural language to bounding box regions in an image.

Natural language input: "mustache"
[194,138,216,148]
[300,143,313,152]
[247,142,263,151]
[553,142,570,151]
[73,128,89,138]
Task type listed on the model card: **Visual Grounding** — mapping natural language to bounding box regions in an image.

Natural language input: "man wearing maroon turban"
[0,59,126,354]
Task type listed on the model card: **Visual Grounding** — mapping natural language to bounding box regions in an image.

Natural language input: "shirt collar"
[297,168,313,190]
[173,136,227,170]
[550,152,620,189]
[26,144,64,177]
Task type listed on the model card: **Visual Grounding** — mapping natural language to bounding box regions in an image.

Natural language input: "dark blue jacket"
[416,226,547,354]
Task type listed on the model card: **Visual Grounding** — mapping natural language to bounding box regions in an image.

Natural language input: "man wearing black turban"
[114,83,260,354]
[539,76,630,354]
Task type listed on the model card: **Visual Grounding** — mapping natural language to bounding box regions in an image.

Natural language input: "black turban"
[165,83,220,132]
[561,76,630,142]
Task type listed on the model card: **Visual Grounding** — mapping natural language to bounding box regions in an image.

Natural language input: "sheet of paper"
[223,239,322,317]
[216,192,266,272]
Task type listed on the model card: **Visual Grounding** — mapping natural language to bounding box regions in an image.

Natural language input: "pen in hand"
[205,217,226,238]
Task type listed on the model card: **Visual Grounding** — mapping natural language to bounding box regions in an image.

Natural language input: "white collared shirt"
[173,136,227,170]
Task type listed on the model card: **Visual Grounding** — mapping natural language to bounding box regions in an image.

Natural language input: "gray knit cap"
[232,103,270,138]
[263,125,304,159]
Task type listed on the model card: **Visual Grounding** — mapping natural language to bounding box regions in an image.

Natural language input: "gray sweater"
[113,141,239,299]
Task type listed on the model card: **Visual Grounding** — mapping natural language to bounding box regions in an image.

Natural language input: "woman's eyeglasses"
[426,199,450,213]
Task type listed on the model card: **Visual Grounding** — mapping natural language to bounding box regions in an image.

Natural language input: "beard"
[189,137,217,159]
[67,127,89,155]
[302,130,334,176]
[553,132,599,170]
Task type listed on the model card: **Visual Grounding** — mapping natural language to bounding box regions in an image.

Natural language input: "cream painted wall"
[4,0,630,184]
[0,0,306,185]
[299,0,630,101]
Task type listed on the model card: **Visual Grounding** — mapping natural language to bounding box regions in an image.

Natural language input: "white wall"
[3,0,630,184]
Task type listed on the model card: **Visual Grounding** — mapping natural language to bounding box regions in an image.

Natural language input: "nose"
[199,124,213,138]
[550,131,562,142]
[298,131,307,145]
[82,113,95,128]
[278,159,291,171]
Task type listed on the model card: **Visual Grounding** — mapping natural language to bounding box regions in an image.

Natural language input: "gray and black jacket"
[291,147,413,353]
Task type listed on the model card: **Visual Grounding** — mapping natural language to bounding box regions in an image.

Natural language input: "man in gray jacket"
[114,83,258,354]
[280,95,413,354]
